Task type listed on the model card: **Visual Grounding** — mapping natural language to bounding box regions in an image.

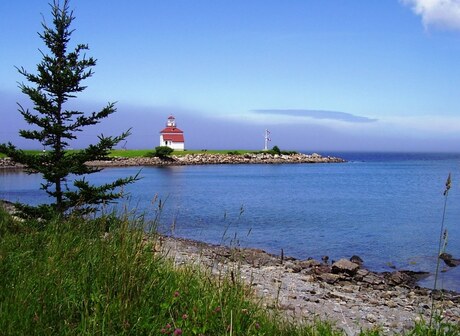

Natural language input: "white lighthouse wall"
[170,142,184,150]
[159,135,184,150]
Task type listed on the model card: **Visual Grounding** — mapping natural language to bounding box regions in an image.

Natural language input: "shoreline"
[1,200,459,334]
[0,152,345,169]
[159,234,459,335]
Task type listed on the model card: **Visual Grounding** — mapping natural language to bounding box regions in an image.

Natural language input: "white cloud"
[402,0,460,30]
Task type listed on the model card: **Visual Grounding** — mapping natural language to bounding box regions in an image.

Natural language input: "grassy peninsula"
[110,149,261,157]
[0,149,267,159]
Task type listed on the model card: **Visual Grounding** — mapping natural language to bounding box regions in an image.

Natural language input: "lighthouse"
[159,115,185,150]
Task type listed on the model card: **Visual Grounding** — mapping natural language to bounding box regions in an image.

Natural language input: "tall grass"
[0,209,344,335]
[1,207,459,335]
[429,173,453,329]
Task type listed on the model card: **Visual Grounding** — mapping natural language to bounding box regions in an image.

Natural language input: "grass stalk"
[430,173,451,328]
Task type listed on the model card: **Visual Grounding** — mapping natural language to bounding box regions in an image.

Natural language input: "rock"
[156,234,460,335]
[368,298,380,305]
[0,200,17,215]
[328,291,356,302]
[297,259,321,269]
[440,253,460,267]
[83,152,347,168]
[288,264,303,273]
[386,271,412,286]
[362,273,385,286]
[366,313,377,323]
[1,152,347,171]
[385,300,398,308]
[341,285,358,294]
[313,264,332,275]
[386,270,430,287]
[350,255,364,266]
[0,157,24,169]
[318,273,341,284]
[331,259,360,276]
[354,268,369,281]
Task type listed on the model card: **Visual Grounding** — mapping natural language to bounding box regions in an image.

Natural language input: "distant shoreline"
[0,152,346,169]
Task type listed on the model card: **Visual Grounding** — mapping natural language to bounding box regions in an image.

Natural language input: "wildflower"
[182,314,188,320]
[214,306,221,313]
[174,291,180,297]
[255,322,260,330]
[173,328,183,335]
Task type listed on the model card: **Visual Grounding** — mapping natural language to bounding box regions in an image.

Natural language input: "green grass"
[108,149,153,157]
[0,149,259,159]
[1,208,458,335]
[0,209,343,335]
[109,149,260,157]
[0,150,43,158]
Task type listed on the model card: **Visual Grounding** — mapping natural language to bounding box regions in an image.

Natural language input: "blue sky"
[1,0,460,152]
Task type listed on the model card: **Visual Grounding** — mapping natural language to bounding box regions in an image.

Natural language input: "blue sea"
[1,152,460,291]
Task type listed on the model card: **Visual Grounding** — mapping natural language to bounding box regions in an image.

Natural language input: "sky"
[1,0,460,152]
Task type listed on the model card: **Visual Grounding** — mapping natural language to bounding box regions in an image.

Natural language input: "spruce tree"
[0,0,137,218]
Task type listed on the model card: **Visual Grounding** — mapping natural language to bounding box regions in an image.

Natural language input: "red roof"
[162,134,184,142]
[160,127,183,134]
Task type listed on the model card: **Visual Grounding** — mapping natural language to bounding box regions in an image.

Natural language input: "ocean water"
[1,152,460,291]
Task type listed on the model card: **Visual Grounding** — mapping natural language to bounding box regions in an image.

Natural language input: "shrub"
[271,146,281,155]
[154,146,174,158]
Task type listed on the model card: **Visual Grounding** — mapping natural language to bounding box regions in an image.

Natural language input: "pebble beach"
[158,235,460,335]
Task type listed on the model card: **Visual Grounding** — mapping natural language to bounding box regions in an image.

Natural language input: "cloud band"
[252,109,378,123]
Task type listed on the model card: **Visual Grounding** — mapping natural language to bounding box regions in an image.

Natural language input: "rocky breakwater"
[1,152,345,169]
[175,152,345,165]
[159,237,460,335]
[0,157,24,169]
[85,152,345,167]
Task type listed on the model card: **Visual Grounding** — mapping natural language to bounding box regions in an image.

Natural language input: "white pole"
[264,129,271,151]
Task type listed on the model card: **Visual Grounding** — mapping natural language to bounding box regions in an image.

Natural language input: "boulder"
[362,273,385,286]
[440,253,460,267]
[350,255,364,266]
[386,271,412,286]
[331,259,360,276]
[318,273,341,284]
[297,259,321,269]
[313,264,332,275]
